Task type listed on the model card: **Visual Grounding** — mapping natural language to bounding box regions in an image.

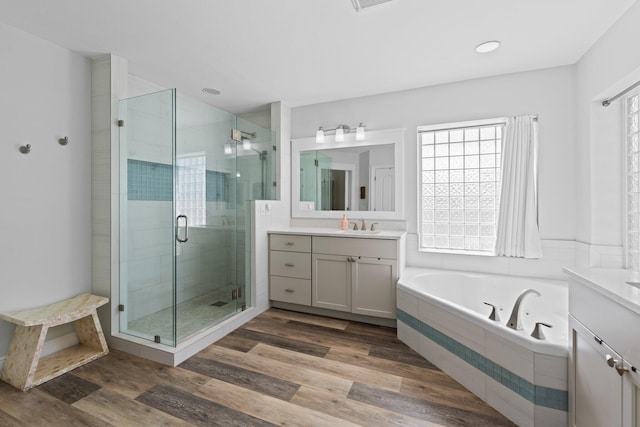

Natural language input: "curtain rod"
[602,79,640,107]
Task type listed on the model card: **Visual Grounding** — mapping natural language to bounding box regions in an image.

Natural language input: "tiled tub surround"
[397,267,568,427]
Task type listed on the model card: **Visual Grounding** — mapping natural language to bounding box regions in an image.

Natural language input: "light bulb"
[242,138,251,150]
[356,123,366,141]
[316,127,325,143]
[224,143,232,155]
[335,126,344,143]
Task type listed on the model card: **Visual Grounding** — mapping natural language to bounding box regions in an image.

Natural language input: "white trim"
[417,117,508,133]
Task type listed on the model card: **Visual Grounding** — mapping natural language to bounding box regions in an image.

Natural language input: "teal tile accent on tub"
[397,309,568,412]
[128,159,173,201]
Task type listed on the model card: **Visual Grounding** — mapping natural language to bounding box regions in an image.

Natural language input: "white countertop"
[268,227,406,240]
[563,266,640,315]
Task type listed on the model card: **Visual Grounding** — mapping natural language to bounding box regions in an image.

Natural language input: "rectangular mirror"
[291,129,405,220]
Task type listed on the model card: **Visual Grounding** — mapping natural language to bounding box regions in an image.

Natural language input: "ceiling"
[0,0,636,113]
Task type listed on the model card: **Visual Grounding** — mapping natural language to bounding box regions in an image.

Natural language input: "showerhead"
[351,0,393,12]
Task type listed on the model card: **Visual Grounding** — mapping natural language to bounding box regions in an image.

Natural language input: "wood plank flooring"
[0,309,516,426]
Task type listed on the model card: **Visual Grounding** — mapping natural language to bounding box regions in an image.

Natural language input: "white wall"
[292,66,577,278]
[0,22,91,356]
[575,1,640,266]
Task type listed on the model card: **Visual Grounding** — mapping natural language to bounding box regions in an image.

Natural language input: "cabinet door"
[623,361,640,427]
[312,254,351,312]
[352,257,397,319]
[570,316,623,427]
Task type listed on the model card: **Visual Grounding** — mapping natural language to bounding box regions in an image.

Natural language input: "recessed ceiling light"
[202,87,221,95]
[475,41,501,54]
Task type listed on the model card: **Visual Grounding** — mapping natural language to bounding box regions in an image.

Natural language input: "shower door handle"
[176,215,189,243]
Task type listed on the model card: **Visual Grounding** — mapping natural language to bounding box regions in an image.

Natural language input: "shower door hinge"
[314,159,319,166]
[231,129,242,141]
[116,119,124,127]
[118,304,125,312]
[242,304,247,311]
[272,181,277,187]
[231,287,243,300]
[154,335,161,343]
[272,145,277,151]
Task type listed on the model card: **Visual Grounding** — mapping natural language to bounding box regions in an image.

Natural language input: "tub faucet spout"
[507,289,541,330]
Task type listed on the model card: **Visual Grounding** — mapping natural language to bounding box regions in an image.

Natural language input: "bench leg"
[1,324,48,391]
[73,312,108,353]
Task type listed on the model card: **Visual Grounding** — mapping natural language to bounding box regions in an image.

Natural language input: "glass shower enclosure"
[118,89,275,346]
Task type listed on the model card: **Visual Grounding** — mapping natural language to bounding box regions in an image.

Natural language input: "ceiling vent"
[351,0,393,12]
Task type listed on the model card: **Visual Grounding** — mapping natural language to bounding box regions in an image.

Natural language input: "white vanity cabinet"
[566,268,640,427]
[312,236,397,319]
[269,230,404,323]
[269,234,312,306]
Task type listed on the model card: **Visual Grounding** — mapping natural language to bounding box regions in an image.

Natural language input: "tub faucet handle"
[370,222,379,231]
[531,322,552,340]
[483,302,501,321]
[350,222,359,231]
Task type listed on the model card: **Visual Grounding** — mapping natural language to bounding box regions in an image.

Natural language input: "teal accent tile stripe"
[397,309,568,412]
[128,159,173,201]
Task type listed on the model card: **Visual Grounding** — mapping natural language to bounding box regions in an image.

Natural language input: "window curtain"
[494,115,542,258]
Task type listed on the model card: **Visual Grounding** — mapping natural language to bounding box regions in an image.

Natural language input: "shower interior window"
[176,153,206,226]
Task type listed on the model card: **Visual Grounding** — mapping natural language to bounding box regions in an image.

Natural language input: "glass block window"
[176,154,206,226]
[626,93,640,271]
[418,119,505,254]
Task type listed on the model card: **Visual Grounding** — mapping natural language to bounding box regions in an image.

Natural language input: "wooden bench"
[0,294,109,391]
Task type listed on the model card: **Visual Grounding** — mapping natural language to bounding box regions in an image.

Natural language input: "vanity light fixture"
[315,123,366,143]
[356,123,366,141]
[475,40,501,54]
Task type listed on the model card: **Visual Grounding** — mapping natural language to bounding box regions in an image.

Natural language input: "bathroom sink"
[340,230,381,234]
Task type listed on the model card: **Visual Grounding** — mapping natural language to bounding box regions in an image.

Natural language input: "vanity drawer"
[312,236,397,259]
[270,234,311,252]
[270,250,311,279]
[270,276,311,306]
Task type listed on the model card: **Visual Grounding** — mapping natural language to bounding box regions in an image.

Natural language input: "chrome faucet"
[360,219,366,230]
[507,289,541,330]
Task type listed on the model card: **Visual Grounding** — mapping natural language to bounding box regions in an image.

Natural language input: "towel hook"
[19,144,31,154]
[58,136,69,146]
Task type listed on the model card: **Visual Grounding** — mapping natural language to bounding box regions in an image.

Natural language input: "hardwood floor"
[0,309,516,426]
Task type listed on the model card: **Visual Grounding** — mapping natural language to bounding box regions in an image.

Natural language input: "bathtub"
[397,267,568,427]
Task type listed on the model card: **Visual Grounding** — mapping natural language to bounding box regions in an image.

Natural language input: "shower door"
[173,92,243,342]
[119,89,252,346]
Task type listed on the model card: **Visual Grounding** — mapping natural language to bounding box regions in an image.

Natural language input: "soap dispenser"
[341,213,348,230]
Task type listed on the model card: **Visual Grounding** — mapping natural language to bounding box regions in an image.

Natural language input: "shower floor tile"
[125,285,242,343]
